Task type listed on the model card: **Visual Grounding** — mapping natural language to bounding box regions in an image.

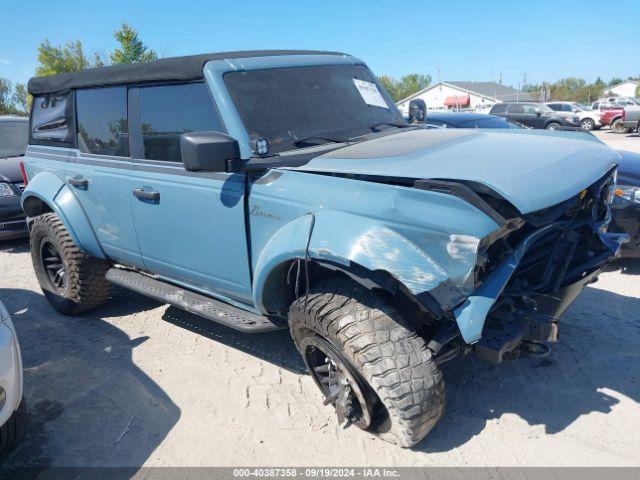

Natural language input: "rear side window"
[31,92,73,144]
[508,104,524,113]
[139,83,224,162]
[76,87,129,157]
[490,104,507,114]
[547,103,560,111]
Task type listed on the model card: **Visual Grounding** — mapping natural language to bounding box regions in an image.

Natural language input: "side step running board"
[105,268,285,333]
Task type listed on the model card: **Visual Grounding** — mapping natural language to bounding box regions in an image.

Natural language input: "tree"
[109,23,157,65]
[378,76,398,100]
[636,83,640,98]
[0,77,12,114]
[36,40,93,76]
[12,83,29,115]
[378,74,431,102]
[609,76,623,86]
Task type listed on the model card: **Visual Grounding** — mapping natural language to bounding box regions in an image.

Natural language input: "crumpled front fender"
[252,210,474,315]
[21,172,106,259]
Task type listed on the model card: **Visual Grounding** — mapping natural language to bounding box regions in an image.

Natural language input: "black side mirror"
[408,99,427,123]
[180,131,240,172]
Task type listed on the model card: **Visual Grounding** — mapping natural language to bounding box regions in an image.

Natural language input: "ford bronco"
[21,51,625,447]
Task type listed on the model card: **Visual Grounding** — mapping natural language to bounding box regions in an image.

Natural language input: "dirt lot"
[2,131,640,467]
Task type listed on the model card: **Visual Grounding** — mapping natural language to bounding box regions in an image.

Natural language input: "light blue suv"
[21,50,625,447]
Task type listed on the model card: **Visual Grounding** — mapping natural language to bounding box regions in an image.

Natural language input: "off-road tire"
[30,213,111,315]
[289,277,445,448]
[0,399,26,454]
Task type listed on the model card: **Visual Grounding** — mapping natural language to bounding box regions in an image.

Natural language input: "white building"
[603,80,639,98]
[397,81,536,115]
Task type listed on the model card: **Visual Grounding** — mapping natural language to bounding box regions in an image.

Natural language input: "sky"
[1,0,639,89]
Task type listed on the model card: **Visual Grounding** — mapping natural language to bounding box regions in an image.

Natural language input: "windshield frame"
[0,119,29,158]
[203,54,404,159]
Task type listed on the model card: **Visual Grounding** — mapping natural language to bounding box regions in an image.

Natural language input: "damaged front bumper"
[451,170,628,362]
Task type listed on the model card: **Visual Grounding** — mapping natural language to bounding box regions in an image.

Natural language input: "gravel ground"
[1,131,639,467]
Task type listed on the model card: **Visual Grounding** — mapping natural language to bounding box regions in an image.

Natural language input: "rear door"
[66,87,142,266]
[127,83,252,303]
[508,104,542,128]
[506,103,530,126]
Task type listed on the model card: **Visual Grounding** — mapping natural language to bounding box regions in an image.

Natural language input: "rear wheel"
[611,118,629,134]
[545,122,561,130]
[580,118,595,131]
[289,278,445,447]
[30,213,111,315]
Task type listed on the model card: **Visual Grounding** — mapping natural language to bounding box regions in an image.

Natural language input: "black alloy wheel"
[40,240,68,294]
[301,335,373,430]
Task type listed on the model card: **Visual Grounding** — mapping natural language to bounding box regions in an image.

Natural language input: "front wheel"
[0,400,26,455]
[30,213,111,315]
[289,278,445,447]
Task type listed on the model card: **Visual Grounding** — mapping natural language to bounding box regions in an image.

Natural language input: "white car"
[545,101,602,131]
[0,299,24,454]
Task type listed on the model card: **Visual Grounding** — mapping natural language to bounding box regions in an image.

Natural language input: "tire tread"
[289,278,445,447]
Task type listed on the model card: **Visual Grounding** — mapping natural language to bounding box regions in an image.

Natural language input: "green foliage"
[35,40,96,76]
[110,23,158,65]
[34,24,156,81]
[0,78,27,115]
[636,83,640,98]
[609,76,623,86]
[378,74,431,102]
[526,76,605,103]
[11,83,28,114]
[0,77,12,114]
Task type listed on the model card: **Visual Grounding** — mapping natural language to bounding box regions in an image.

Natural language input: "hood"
[285,128,618,214]
[616,150,640,186]
[0,156,24,183]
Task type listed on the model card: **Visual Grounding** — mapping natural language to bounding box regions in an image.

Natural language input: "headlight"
[615,185,640,203]
[0,183,17,197]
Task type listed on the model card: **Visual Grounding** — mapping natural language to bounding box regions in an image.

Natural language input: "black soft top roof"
[28,50,344,95]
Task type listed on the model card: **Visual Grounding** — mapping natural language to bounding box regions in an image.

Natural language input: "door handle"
[68,177,89,189]
[133,188,160,202]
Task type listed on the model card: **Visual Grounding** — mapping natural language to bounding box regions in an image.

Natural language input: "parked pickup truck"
[621,105,640,133]
[21,51,626,447]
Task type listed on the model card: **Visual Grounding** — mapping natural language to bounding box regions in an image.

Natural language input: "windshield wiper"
[369,121,412,131]
[292,136,349,147]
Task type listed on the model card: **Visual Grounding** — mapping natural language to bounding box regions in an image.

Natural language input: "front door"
[68,86,142,266]
[127,83,252,303]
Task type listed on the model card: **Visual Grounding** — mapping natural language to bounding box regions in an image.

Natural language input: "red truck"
[599,105,627,133]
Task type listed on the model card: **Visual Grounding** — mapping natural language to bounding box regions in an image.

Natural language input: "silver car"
[0,299,24,453]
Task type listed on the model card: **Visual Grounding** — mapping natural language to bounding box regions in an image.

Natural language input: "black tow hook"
[428,321,464,365]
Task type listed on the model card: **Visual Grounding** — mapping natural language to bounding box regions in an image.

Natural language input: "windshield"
[574,103,590,111]
[224,65,405,154]
[0,120,29,158]
[458,117,523,128]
